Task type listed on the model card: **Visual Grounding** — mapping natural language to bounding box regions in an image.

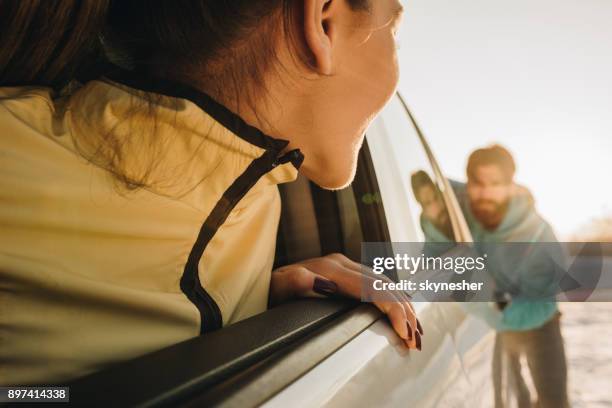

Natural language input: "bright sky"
[396,0,612,238]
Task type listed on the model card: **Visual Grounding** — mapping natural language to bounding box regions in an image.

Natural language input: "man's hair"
[410,170,436,203]
[467,144,516,183]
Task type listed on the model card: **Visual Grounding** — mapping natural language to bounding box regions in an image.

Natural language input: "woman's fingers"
[374,300,419,349]
[273,256,423,349]
[401,300,421,350]
[299,259,364,299]
[327,254,419,320]
[380,301,410,344]
[362,271,423,337]
[309,257,424,345]
[359,273,421,348]
[270,265,339,305]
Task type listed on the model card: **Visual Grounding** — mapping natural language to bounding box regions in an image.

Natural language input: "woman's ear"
[303,0,337,75]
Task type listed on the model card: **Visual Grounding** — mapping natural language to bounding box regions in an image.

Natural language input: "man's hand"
[269,253,423,350]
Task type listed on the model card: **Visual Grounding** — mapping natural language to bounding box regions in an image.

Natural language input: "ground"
[561,303,612,408]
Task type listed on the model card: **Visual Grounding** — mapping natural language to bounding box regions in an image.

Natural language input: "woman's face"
[280,0,405,189]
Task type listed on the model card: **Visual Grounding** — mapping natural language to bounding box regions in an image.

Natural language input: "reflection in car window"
[374,96,456,243]
[410,170,453,241]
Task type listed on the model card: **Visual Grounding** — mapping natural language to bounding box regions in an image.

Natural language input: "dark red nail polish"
[313,277,338,296]
[415,331,422,351]
[417,319,424,336]
[406,321,413,340]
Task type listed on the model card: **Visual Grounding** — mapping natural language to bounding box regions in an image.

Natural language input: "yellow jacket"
[0,77,301,385]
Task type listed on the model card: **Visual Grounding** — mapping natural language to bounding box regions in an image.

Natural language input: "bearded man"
[456,145,569,408]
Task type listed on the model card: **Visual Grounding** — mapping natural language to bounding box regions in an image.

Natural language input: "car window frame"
[396,92,473,244]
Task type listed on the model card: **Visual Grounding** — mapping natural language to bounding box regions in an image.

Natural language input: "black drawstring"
[273,149,304,169]
[183,147,302,333]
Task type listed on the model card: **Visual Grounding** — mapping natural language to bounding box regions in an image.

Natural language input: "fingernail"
[417,319,424,336]
[313,277,338,297]
[415,331,422,351]
[406,321,413,340]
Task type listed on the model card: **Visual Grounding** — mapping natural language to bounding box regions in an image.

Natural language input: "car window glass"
[370,96,456,243]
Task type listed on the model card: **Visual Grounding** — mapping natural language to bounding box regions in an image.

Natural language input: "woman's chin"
[303,164,357,191]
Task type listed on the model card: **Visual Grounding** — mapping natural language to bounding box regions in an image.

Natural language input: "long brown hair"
[0,0,109,90]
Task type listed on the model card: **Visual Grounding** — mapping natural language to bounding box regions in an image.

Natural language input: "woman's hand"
[269,253,423,350]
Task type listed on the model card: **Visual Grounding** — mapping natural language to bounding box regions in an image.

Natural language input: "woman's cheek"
[368,34,400,109]
[382,36,401,98]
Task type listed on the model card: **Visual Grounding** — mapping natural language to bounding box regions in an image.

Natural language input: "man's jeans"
[493,312,569,408]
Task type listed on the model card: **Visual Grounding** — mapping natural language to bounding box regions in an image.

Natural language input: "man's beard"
[470,199,509,230]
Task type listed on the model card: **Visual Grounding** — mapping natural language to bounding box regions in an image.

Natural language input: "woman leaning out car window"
[0,0,421,385]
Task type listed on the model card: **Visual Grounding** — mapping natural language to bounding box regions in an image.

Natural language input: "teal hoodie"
[422,181,559,331]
